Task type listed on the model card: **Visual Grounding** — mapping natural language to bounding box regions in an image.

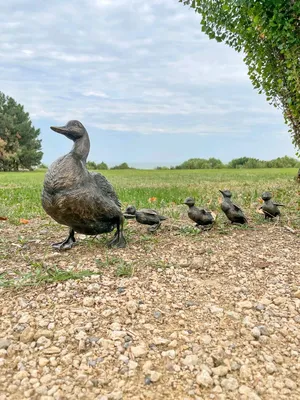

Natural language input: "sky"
[1,0,297,168]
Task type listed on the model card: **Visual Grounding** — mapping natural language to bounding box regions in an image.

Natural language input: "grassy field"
[0,168,299,227]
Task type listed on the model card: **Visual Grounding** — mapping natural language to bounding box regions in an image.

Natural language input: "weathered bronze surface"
[183,197,214,229]
[219,190,248,224]
[124,205,167,232]
[42,120,126,249]
[260,191,284,219]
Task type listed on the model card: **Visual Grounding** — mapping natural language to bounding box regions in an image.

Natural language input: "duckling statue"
[123,205,167,232]
[183,197,215,230]
[42,120,126,250]
[260,191,284,219]
[219,190,248,224]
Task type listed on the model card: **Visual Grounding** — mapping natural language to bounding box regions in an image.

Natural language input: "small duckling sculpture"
[42,120,126,250]
[123,205,167,232]
[219,190,248,224]
[260,191,284,219]
[183,197,215,230]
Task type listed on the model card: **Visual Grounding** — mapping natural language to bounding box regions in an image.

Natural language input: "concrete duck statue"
[260,191,284,219]
[183,197,215,229]
[42,120,126,250]
[123,205,167,232]
[219,190,248,224]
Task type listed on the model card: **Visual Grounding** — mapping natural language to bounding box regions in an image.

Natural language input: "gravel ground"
[0,217,300,400]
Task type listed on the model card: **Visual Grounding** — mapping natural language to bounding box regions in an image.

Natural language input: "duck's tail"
[158,215,168,221]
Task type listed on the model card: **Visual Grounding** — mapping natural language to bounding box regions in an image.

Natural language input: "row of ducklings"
[124,190,284,232]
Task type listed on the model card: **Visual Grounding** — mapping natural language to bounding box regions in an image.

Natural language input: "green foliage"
[86,161,108,170]
[111,162,132,170]
[97,161,108,170]
[0,92,43,171]
[175,157,224,169]
[179,0,300,150]
[0,263,100,288]
[175,156,300,169]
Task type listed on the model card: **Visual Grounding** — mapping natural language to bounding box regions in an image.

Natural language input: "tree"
[175,157,223,169]
[179,0,300,151]
[111,162,131,170]
[0,92,43,171]
[96,161,108,170]
[86,161,97,170]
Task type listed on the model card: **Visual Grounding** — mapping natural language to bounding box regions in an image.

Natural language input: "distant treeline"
[85,161,135,170]
[157,156,300,170]
[39,156,300,171]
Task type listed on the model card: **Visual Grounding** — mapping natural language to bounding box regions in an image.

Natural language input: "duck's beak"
[219,190,224,195]
[50,125,69,134]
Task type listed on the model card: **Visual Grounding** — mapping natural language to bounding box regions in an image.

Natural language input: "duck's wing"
[273,203,285,207]
[139,208,158,216]
[232,203,244,213]
[91,172,121,208]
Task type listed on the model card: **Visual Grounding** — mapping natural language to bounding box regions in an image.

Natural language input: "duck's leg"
[108,217,126,248]
[52,229,76,250]
[147,221,161,233]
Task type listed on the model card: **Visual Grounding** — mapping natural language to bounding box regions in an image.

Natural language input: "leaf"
[0,216,8,220]
[19,218,30,224]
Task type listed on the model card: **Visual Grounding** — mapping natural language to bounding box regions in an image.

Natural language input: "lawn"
[0,168,299,227]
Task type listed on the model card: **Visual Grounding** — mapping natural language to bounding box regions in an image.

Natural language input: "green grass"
[0,262,100,288]
[0,168,299,227]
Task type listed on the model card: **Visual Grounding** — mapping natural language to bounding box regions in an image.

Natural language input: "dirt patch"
[0,218,300,400]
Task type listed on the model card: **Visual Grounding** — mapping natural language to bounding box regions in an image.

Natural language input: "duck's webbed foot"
[52,229,76,250]
[147,222,161,233]
[108,219,126,248]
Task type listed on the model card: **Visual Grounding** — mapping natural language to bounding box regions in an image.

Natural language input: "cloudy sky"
[1,0,297,167]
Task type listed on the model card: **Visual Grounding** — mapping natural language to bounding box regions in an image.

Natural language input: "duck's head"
[50,120,87,141]
[183,197,195,207]
[124,205,137,215]
[261,191,272,201]
[219,189,232,198]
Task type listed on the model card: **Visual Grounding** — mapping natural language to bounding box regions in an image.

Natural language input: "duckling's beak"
[50,125,69,134]
[123,213,136,220]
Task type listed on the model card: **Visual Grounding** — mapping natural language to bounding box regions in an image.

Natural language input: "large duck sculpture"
[42,120,126,250]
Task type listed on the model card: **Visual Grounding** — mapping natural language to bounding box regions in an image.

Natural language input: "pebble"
[38,357,49,367]
[128,360,138,370]
[149,371,161,382]
[255,303,266,311]
[0,339,10,350]
[83,297,95,307]
[239,385,261,399]
[210,306,224,314]
[126,300,138,315]
[142,361,153,373]
[131,346,148,358]
[196,370,213,387]
[43,346,61,355]
[212,366,228,377]
[221,377,239,391]
[265,362,277,374]
[162,350,176,359]
[238,301,252,309]
[20,327,35,343]
[284,378,297,390]
[182,355,198,367]
[294,290,300,299]
[153,311,162,319]
[251,327,261,340]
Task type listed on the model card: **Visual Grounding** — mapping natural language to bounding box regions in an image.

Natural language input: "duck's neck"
[71,134,90,164]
